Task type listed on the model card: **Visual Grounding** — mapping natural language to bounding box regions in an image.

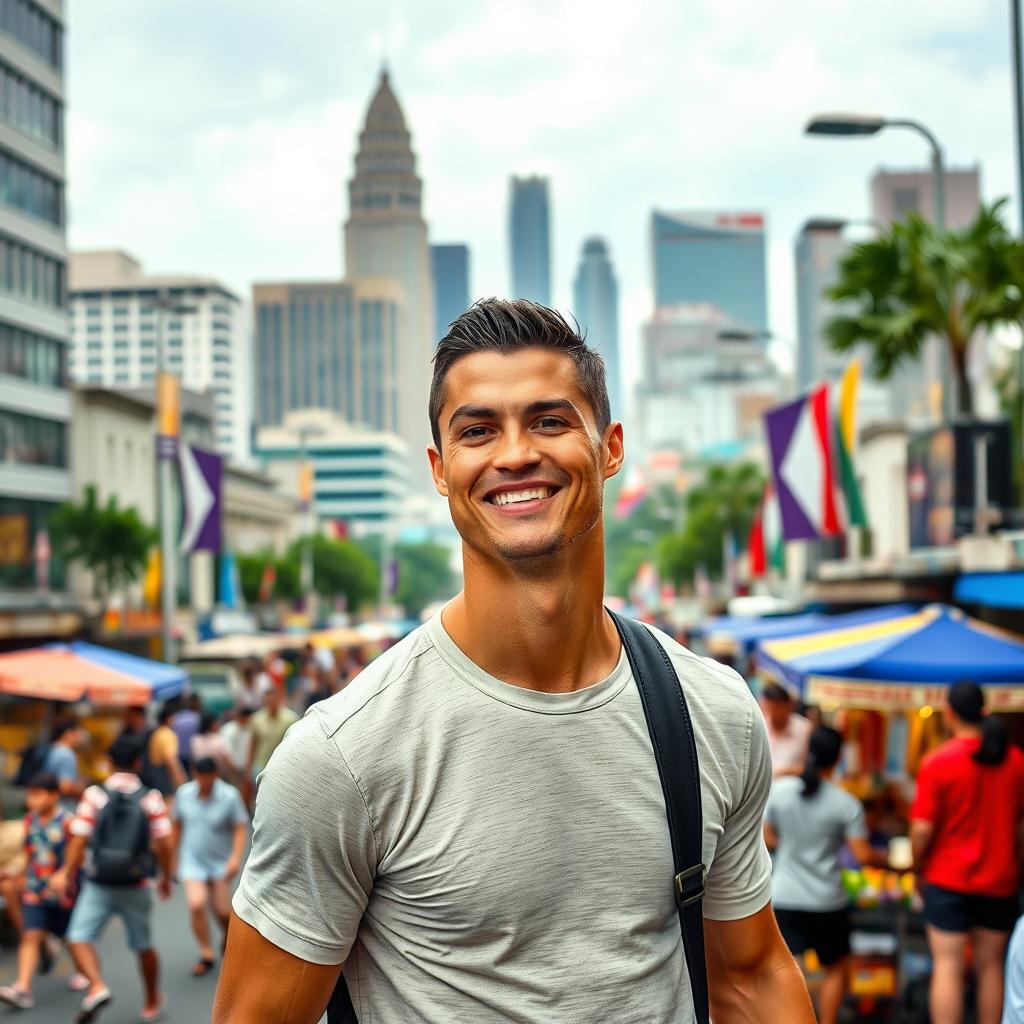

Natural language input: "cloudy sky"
[67,1,1017,388]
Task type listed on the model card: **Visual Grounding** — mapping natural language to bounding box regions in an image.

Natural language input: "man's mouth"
[484,485,559,507]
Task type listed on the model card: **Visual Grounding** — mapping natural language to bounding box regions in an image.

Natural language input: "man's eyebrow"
[448,405,496,430]
[447,399,581,432]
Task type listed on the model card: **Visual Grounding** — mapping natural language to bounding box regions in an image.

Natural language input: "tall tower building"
[509,176,551,305]
[0,2,70,590]
[344,70,434,482]
[572,238,621,419]
[431,243,470,341]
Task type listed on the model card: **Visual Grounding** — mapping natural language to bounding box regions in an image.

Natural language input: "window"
[86,323,101,334]
[0,0,62,70]
[0,408,66,467]
[0,58,61,149]
[0,233,64,308]
[0,146,63,225]
[85,305,101,318]
[0,322,65,386]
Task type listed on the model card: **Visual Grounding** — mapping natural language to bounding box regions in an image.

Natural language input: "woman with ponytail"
[911,681,1024,1024]
[764,726,888,1024]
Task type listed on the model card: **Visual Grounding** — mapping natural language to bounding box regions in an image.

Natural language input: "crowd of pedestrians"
[0,643,352,1022]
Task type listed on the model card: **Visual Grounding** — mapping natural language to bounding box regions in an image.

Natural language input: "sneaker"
[74,989,112,1023]
[68,973,90,992]
[0,986,34,1009]
[139,1003,165,1023]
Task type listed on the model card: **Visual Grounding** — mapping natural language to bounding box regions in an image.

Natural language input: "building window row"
[0,232,63,308]
[0,322,63,386]
[0,407,65,466]
[0,0,62,70]
[0,146,62,225]
[0,58,61,149]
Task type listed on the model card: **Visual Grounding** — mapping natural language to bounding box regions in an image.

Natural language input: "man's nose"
[491,427,540,472]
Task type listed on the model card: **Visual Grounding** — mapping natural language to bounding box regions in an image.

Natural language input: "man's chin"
[492,530,567,563]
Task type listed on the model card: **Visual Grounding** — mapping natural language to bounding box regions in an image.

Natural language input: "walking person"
[760,683,813,778]
[171,694,203,777]
[246,686,298,782]
[911,681,1024,1024]
[0,773,85,1010]
[43,718,87,808]
[764,726,889,1024]
[219,708,255,808]
[214,299,813,1023]
[170,757,249,977]
[145,706,186,803]
[50,734,175,1024]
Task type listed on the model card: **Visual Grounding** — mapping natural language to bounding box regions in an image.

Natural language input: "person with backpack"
[20,717,87,809]
[213,299,814,1023]
[49,733,174,1024]
[911,681,1024,1024]
[764,726,890,1024]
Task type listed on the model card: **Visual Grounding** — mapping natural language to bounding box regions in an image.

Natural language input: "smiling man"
[213,299,813,1023]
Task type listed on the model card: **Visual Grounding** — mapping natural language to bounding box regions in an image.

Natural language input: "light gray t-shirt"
[764,775,867,912]
[233,614,773,1023]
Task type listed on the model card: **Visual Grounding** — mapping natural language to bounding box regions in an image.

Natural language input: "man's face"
[26,787,57,814]
[429,348,623,566]
[763,698,792,732]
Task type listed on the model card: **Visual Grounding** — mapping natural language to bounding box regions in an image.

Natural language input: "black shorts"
[21,900,72,937]
[922,884,1019,934]
[775,907,851,967]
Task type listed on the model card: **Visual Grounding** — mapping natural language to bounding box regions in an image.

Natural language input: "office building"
[343,70,434,484]
[252,278,404,437]
[68,251,248,464]
[0,1,70,590]
[431,243,470,342]
[572,237,621,419]
[255,409,409,528]
[509,175,551,305]
[650,211,768,331]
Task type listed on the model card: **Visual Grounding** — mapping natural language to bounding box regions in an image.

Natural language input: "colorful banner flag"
[614,464,648,520]
[763,385,841,541]
[748,482,785,578]
[156,372,180,462]
[179,445,223,553]
[835,361,868,529]
[257,562,276,603]
[219,551,241,609]
[142,549,161,609]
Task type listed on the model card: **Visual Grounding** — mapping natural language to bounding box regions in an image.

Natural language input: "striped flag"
[835,361,868,529]
[614,464,648,520]
[748,482,785,578]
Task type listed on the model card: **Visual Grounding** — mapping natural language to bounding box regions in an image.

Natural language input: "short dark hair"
[429,298,610,450]
[108,734,145,771]
[761,682,792,704]
[194,757,217,775]
[26,771,59,792]
[51,717,79,743]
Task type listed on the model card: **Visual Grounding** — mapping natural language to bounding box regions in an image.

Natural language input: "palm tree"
[825,199,1024,418]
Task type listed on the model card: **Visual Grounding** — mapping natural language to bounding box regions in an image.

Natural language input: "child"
[0,771,86,1010]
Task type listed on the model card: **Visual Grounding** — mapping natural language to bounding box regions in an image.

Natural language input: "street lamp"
[144,289,197,664]
[296,423,323,616]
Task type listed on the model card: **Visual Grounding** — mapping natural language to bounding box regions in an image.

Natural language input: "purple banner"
[179,445,223,554]
[763,395,817,541]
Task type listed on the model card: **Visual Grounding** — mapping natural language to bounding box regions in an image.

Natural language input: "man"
[147,705,187,801]
[761,683,813,777]
[170,758,249,977]
[51,734,174,1024]
[214,299,813,1023]
[246,686,298,781]
[171,694,203,776]
[43,718,86,808]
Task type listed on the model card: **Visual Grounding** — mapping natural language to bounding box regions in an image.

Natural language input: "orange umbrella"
[0,648,151,706]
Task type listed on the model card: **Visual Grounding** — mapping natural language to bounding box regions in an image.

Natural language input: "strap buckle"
[675,863,706,909]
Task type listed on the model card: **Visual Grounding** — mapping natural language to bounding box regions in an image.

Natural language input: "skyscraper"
[572,238,621,419]
[650,211,768,331]
[509,176,551,305]
[252,278,404,436]
[68,251,248,464]
[0,2,70,589]
[431,244,470,342]
[344,70,434,483]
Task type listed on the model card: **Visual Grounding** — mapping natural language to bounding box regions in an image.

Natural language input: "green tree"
[49,485,157,601]
[825,199,1024,418]
[657,463,763,587]
[287,535,379,610]
[393,541,457,616]
[237,551,301,605]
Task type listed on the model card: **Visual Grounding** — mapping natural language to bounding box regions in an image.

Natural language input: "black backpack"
[14,742,50,787]
[327,613,709,1024]
[88,788,155,886]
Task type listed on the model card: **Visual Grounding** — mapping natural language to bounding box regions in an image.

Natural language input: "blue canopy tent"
[757,605,1024,712]
[58,641,188,703]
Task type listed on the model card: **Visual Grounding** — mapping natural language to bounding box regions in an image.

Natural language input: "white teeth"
[492,487,553,506]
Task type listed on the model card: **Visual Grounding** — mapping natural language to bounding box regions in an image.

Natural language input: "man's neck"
[442,533,620,694]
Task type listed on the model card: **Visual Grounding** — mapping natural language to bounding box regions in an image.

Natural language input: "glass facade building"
[430,243,469,342]
[509,176,551,305]
[571,237,621,420]
[0,0,69,590]
[650,211,768,332]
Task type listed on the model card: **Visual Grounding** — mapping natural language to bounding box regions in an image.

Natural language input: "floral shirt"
[23,807,73,908]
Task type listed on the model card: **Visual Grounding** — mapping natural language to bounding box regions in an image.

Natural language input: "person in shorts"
[765,726,888,1024]
[912,681,1024,1024]
[171,757,249,976]
[0,772,86,1010]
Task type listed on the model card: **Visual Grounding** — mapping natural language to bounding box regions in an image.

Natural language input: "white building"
[67,250,249,465]
[255,409,410,531]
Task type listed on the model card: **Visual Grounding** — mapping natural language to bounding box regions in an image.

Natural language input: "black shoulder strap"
[611,612,709,1024]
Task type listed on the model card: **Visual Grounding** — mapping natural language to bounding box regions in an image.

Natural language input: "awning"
[63,642,187,702]
[954,572,1024,610]
[0,649,152,706]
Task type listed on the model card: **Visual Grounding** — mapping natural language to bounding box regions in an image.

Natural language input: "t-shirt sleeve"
[48,746,77,783]
[232,715,376,966]
[229,787,249,827]
[842,793,868,840]
[703,698,773,921]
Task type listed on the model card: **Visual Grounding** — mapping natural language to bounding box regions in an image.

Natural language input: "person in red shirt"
[911,681,1024,1024]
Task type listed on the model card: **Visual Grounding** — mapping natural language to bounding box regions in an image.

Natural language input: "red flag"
[258,562,276,603]
[748,503,766,578]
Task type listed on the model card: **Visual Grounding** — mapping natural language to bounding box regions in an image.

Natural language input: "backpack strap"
[610,612,709,1024]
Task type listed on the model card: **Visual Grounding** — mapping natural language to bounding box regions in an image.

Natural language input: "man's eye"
[462,426,491,439]
[536,417,565,429]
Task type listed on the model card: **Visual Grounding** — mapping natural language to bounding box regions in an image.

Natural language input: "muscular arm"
[910,819,935,874]
[212,914,341,1024]
[705,904,815,1024]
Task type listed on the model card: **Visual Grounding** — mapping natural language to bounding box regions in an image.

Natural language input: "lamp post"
[145,289,197,664]
[1012,0,1024,237]
[805,113,952,420]
[296,423,322,617]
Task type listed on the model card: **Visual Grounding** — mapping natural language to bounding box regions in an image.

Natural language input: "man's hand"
[156,875,173,901]
[48,868,69,899]
[222,857,240,883]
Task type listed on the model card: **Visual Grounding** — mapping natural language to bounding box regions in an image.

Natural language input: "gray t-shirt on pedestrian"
[234,614,773,1023]
[764,775,867,912]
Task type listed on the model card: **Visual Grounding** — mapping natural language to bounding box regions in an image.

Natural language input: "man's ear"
[602,421,625,481]
[427,445,449,497]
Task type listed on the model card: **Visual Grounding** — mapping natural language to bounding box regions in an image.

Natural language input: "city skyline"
[67,2,1018,407]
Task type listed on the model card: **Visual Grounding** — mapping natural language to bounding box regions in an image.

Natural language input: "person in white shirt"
[220,708,254,777]
[761,683,813,777]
